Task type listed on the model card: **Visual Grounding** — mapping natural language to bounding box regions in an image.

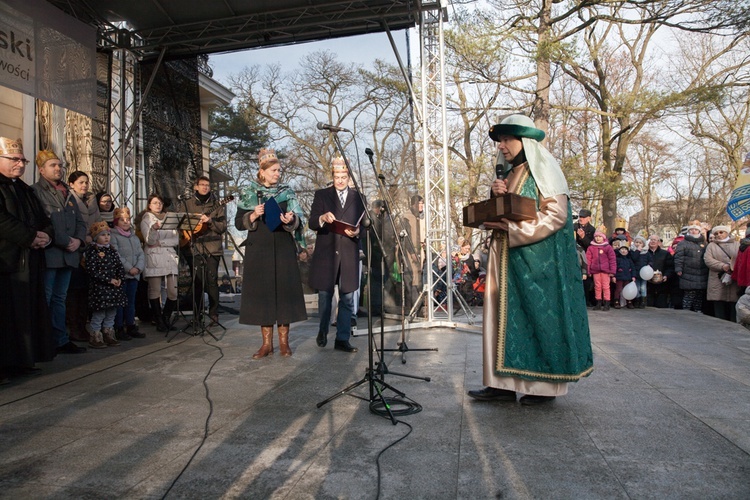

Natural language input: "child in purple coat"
[585,230,616,311]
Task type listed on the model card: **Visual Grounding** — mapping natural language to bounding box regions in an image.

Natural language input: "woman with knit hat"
[704,225,740,321]
[674,223,709,312]
[467,114,593,406]
[235,148,307,359]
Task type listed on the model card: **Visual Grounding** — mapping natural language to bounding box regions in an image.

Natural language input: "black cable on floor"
[160,335,224,499]
[372,418,413,500]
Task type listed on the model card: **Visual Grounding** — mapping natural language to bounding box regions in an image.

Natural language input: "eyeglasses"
[0,156,29,165]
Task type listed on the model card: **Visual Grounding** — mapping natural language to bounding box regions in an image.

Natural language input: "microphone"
[317,122,350,133]
[365,147,385,180]
[177,190,192,201]
[257,191,264,204]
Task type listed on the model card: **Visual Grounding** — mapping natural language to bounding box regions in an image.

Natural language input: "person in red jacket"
[585,230,617,311]
[732,227,750,289]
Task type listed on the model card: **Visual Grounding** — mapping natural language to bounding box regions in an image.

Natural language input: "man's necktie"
[338,189,346,208]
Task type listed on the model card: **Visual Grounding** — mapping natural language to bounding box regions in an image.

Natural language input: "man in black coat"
[309,157,365,353]
[0,138,56,383]
[575,208,596,306]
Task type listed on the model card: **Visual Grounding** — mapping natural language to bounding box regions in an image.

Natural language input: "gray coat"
[31,179,87,269]
[704,240,740,302]
[71,191,102,229]
[110,229,145,281]
[674,234,709,291]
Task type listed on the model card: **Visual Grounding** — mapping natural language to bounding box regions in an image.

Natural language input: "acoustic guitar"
[179,195,234,247]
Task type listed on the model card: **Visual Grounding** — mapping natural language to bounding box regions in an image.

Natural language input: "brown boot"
[278,324,292,357]
[252,326,274,359]
[89,330,107,349]
[102,327,120,346]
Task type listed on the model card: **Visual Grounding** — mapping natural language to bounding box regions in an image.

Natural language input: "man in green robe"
[468,114,593,405]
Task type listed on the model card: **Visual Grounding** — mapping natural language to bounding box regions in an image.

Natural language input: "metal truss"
[419,3,468,326]
[109,48,143,210]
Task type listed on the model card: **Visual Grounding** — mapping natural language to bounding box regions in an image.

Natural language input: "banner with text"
[0,0,96,117]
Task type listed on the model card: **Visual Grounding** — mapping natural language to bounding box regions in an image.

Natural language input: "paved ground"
[1,306,749,499]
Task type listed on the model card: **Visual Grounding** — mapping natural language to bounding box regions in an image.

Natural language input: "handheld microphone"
[257,191,264,204]
[317,122,350,133]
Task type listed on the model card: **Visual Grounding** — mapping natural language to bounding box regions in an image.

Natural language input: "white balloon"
[622,281,638,301]
[639,265,655,281]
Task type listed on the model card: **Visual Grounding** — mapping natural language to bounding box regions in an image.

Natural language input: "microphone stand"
[365,151,437,366]
[316,131,416,421]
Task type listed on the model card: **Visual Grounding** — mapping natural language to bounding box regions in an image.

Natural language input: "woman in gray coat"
[704,225,740,322]
[674,224,709,312]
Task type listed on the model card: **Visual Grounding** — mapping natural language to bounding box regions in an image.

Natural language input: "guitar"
[179,195,234,247]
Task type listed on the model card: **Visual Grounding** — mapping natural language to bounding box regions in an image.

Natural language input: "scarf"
[238,179,307,248]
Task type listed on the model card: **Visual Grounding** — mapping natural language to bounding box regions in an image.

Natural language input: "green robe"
[494,170,593,382]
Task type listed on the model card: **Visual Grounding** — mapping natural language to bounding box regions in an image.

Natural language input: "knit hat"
[634,235,647,246]
[113,207,130,225]
[258,148,279,169]
[0,137,23,156]
[687,224,701,232]
[36,149,59,168]
[89,221,110,240]
[594,230,607,240]
[331,155,347,173]
[711,225,730,235]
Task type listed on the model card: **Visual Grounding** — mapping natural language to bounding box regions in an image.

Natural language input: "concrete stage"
[1,307,749,498]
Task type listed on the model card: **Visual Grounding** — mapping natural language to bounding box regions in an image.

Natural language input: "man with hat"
[575,208,595,250]
[308,155,365,352]
[467,114,593,405]
[0,138,56,382]
[31,148,87,354]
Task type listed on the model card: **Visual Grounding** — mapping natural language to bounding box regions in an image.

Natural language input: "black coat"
[85,244,127,310]
[0,174,55,368]
[674,235,709,290]
[308,187,365,294]
[235,202,306,326]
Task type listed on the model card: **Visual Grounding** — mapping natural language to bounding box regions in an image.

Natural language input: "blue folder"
[264,196,283,231]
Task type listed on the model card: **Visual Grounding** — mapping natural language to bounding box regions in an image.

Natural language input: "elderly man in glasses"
[0,138,57,383]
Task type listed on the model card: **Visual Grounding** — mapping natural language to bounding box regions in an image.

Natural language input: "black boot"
[162,299,178,330]
[594,300,602,311]
[150,299,168,332]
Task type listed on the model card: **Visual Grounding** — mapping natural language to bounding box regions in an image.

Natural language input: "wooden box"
[462,194,537,228]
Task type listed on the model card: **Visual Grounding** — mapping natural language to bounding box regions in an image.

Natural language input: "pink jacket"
[586,242,616,275]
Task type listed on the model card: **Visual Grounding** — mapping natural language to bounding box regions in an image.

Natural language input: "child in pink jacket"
[585,230,616,311]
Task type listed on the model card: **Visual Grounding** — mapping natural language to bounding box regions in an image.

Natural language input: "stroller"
[469,271,486,306]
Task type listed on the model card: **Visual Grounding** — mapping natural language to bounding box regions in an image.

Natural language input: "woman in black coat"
[235,149,306,359]
[674,224,709,312]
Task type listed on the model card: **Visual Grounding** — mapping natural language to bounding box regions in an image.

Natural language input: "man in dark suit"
[309,156,365,353]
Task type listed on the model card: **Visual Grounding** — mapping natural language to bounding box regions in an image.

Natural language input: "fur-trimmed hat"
[36,149,59,168]
[331,155,347,173]
[0,137,24,157]
[489,114,545,142]
[258,148,279,169]
[711,225,731,235]
[89,221,110,240]
[687,224,701,232]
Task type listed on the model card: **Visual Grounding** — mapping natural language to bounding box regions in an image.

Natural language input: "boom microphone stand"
[364,149,438,365]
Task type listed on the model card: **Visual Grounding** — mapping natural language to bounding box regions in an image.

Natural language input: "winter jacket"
[615,251,636,282]
[71,191,102,229]
[84,244,127,311]
[31,179,87,269]
[732,239,750,288]
[648,247,675,282]
[674,234,708,291]
[631,249,653,274]
[586,241,616,275]
[110,228,145,281]
[704,239,740,302]
[140,211,179,277]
